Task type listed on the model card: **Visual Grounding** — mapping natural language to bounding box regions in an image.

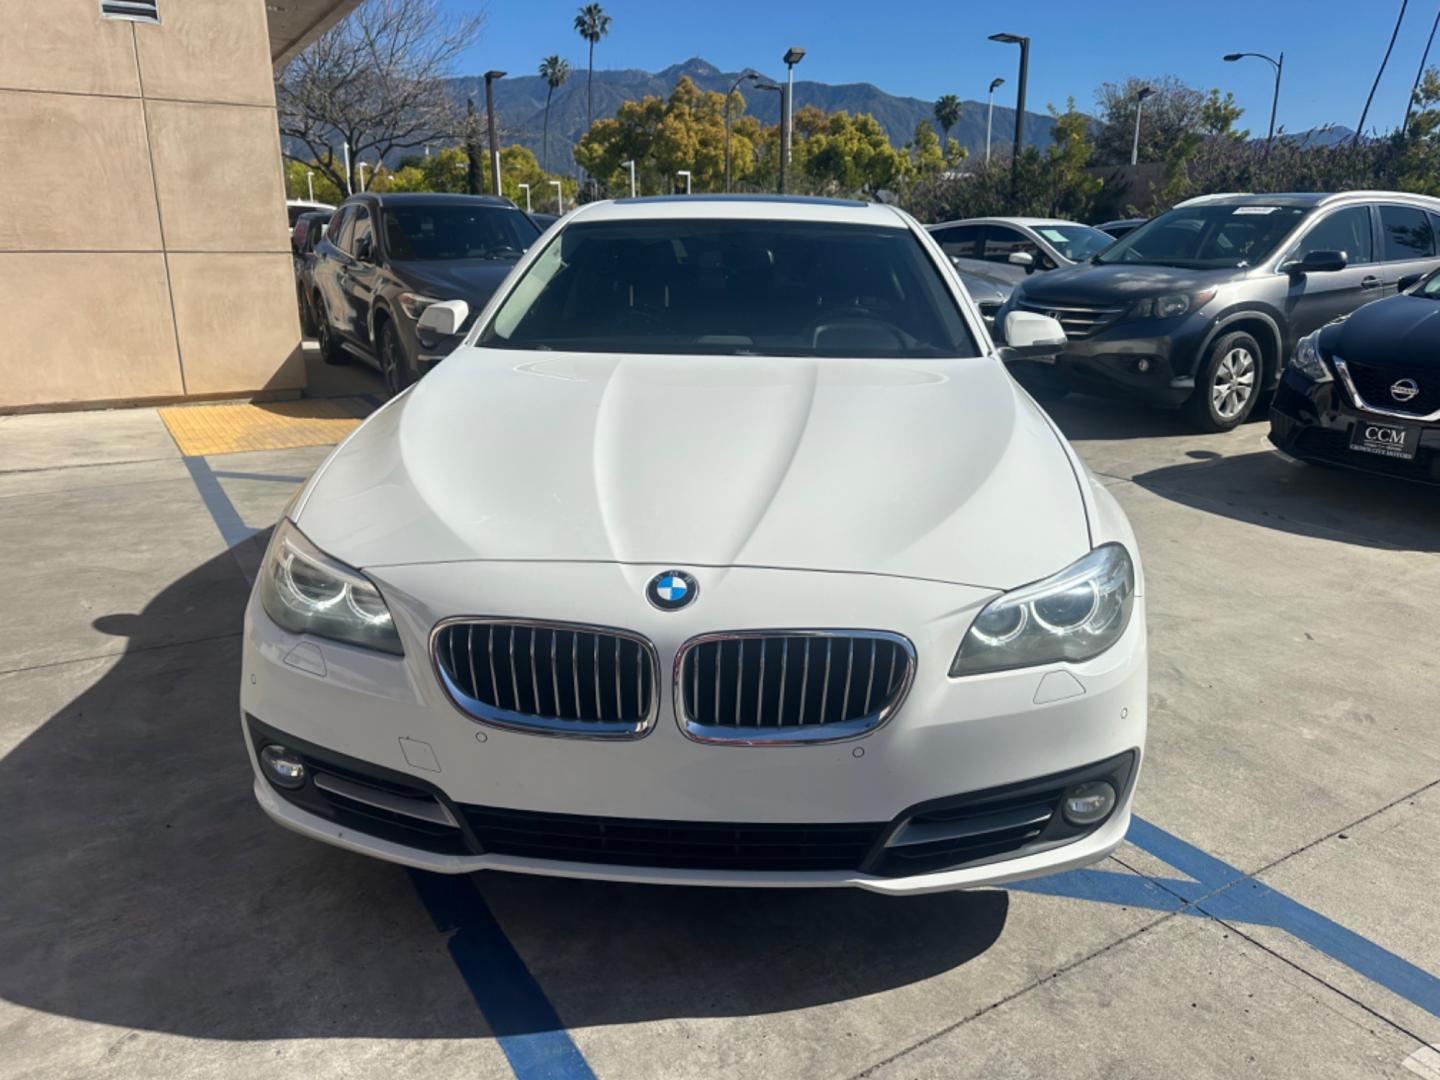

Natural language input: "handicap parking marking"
[409,871,597,1080]
[1013,813,1440,1022]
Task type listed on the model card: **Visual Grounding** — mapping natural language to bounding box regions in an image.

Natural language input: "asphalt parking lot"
[3,366,1439,1079]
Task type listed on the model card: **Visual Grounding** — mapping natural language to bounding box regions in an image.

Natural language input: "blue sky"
[443,0,1437,135]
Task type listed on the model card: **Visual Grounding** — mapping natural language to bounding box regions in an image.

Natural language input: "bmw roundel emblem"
[647,570,698,611]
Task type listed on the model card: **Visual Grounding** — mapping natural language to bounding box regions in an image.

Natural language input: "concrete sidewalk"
[0,387,1437,1080]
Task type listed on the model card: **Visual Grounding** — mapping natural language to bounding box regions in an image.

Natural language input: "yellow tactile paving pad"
[158,399,367,457]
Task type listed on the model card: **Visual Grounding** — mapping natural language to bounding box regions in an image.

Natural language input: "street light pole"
[724,71,759,193]
[517,182,531,212]
[988,33,1029,203]
[306,170,315,202]
[1223,51,1283,146]
[1131,86,1154,165]
[985,77,1004,165]
[342,141,352,195]
[621,159,637,198]
[357,162,369,191]
[549,179,564,214]
[677,170,692,194]
[484,69,506,197]
[781,47,805,195]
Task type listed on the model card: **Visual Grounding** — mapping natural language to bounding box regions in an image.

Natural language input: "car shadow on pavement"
[0,545,1006,1041]
[1131,449,1440,553]
[1038,393,1202,441]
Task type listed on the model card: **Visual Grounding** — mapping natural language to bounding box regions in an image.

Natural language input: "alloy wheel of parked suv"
[1184,331,1262,432]
[378,321,415,397]
[314,296,349,366]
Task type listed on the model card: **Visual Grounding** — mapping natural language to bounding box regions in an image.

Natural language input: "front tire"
[1184,331,1261,432]
[314,295,350,366]
[378,320,417,397]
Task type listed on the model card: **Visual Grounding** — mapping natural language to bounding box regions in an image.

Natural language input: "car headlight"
[951,543,1135,676]
[258,519,404,655]
[398,292,444,320]
[1130,290,1215,320]
[1289,330,1330,381]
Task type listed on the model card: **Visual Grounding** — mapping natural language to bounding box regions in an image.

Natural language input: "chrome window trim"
[429,616,661,740]
[672,629,917,747]
[1333,357,1440,422]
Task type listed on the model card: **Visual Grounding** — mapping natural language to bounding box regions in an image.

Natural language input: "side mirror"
[1398,272,1424,293]
[416,299,470,338]
[998,311,1067,362]
[1008,251,1035,270]
[1284,249,1347,275]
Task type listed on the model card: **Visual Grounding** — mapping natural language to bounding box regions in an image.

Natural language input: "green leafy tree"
[1040,98,1103,218]
[933,94,962,150]
[909,120,947,176]
[538,55,572,172]
[384,145,576,206]
[573,3,612,134]
[1200,89,1248,139]
[803,110,908,193]
[1094,75,1205,165]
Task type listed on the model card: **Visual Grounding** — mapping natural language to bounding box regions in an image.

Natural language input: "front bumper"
[1269,368,1440,485]
[241,560,1147,894]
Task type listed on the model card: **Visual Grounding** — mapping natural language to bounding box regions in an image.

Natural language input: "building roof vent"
[101,0,159,23]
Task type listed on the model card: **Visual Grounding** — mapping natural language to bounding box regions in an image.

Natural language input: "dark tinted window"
[383,204,540,262]
[1292,205,1373,264]
[1098,204,1307,268]
[328,206,354,248]
[480,219,979,359]
[348,207,372,257]
[1379,204,1436,261]
[983,226,1037,263]
[931,224,982,257]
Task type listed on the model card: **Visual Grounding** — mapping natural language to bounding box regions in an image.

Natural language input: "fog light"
[1135,357,1152,373]
[1062,780,1116,826]
[260,744,306,789]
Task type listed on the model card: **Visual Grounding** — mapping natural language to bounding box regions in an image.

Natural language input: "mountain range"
[446,58,1062,174]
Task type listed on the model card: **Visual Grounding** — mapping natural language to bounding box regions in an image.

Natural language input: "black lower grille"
[461,805,884,871]
[1293,425,1440,482]
[1341,359,1440,416]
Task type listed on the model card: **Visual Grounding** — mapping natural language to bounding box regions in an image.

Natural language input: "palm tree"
[538,55,571,171]
[933,94,962,156]
[573,3,612,134]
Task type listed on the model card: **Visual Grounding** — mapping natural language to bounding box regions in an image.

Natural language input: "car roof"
[341,192,518,210]
[571,194,907,228]
[926,216,1087,230]
[1173,191,1440,211]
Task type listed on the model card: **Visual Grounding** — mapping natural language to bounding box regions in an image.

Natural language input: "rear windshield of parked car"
[384,205,541,262]
[1097,204,1306,269]
[478,219,980,358]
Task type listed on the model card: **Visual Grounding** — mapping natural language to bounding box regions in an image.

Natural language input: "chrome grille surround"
[1015,300,1127,340]
[1333,357,1440,422]
[431,617,660,739]
[673,630,917,746]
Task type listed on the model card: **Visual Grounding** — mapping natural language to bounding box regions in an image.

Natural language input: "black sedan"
[1270,267,1440,483]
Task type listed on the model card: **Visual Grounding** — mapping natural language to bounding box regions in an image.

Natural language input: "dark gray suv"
[996,192,1440,430]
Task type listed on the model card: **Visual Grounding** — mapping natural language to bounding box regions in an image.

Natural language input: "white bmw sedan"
[242,195,1147,895]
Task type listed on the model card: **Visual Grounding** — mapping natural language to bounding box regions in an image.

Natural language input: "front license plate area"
[1350,420,1419,460]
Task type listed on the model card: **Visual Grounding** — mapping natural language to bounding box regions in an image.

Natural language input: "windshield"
[1421,269,1440,298]
[1035,224,1114,262]
[383,205,540,262]
[478,219,980,358]
[1097,204,1307,269]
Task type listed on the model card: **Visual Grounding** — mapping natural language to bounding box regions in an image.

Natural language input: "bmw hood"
[1324,293,1440,369]
[391,260,518,307]
[295,349,1092,589]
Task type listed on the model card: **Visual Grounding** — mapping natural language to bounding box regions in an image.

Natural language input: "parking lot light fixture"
[357,162,370,191]
[1131,85,1155,165]
[1223,50,1283,146]
[781,47,805,193]
[988,33,1029,203]
[306,169,314,202]
[986,77,1004,164]
[517,182,531,212]
[677,169,692,195]
[484,70,506,197]
[549,179,564,214]
[724,71,762,192]
[622,159,637,198]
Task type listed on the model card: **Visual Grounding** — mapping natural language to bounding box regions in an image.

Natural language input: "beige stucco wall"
[0,0,303,410]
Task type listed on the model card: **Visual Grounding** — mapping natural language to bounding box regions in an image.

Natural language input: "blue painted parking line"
[1013,814,1440,1020]
[409,871,597,1080]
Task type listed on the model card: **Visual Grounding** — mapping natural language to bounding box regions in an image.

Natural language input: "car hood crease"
[296,349,1093,589]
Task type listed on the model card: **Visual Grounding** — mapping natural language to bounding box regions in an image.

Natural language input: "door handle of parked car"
[1361,275,1381,289]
